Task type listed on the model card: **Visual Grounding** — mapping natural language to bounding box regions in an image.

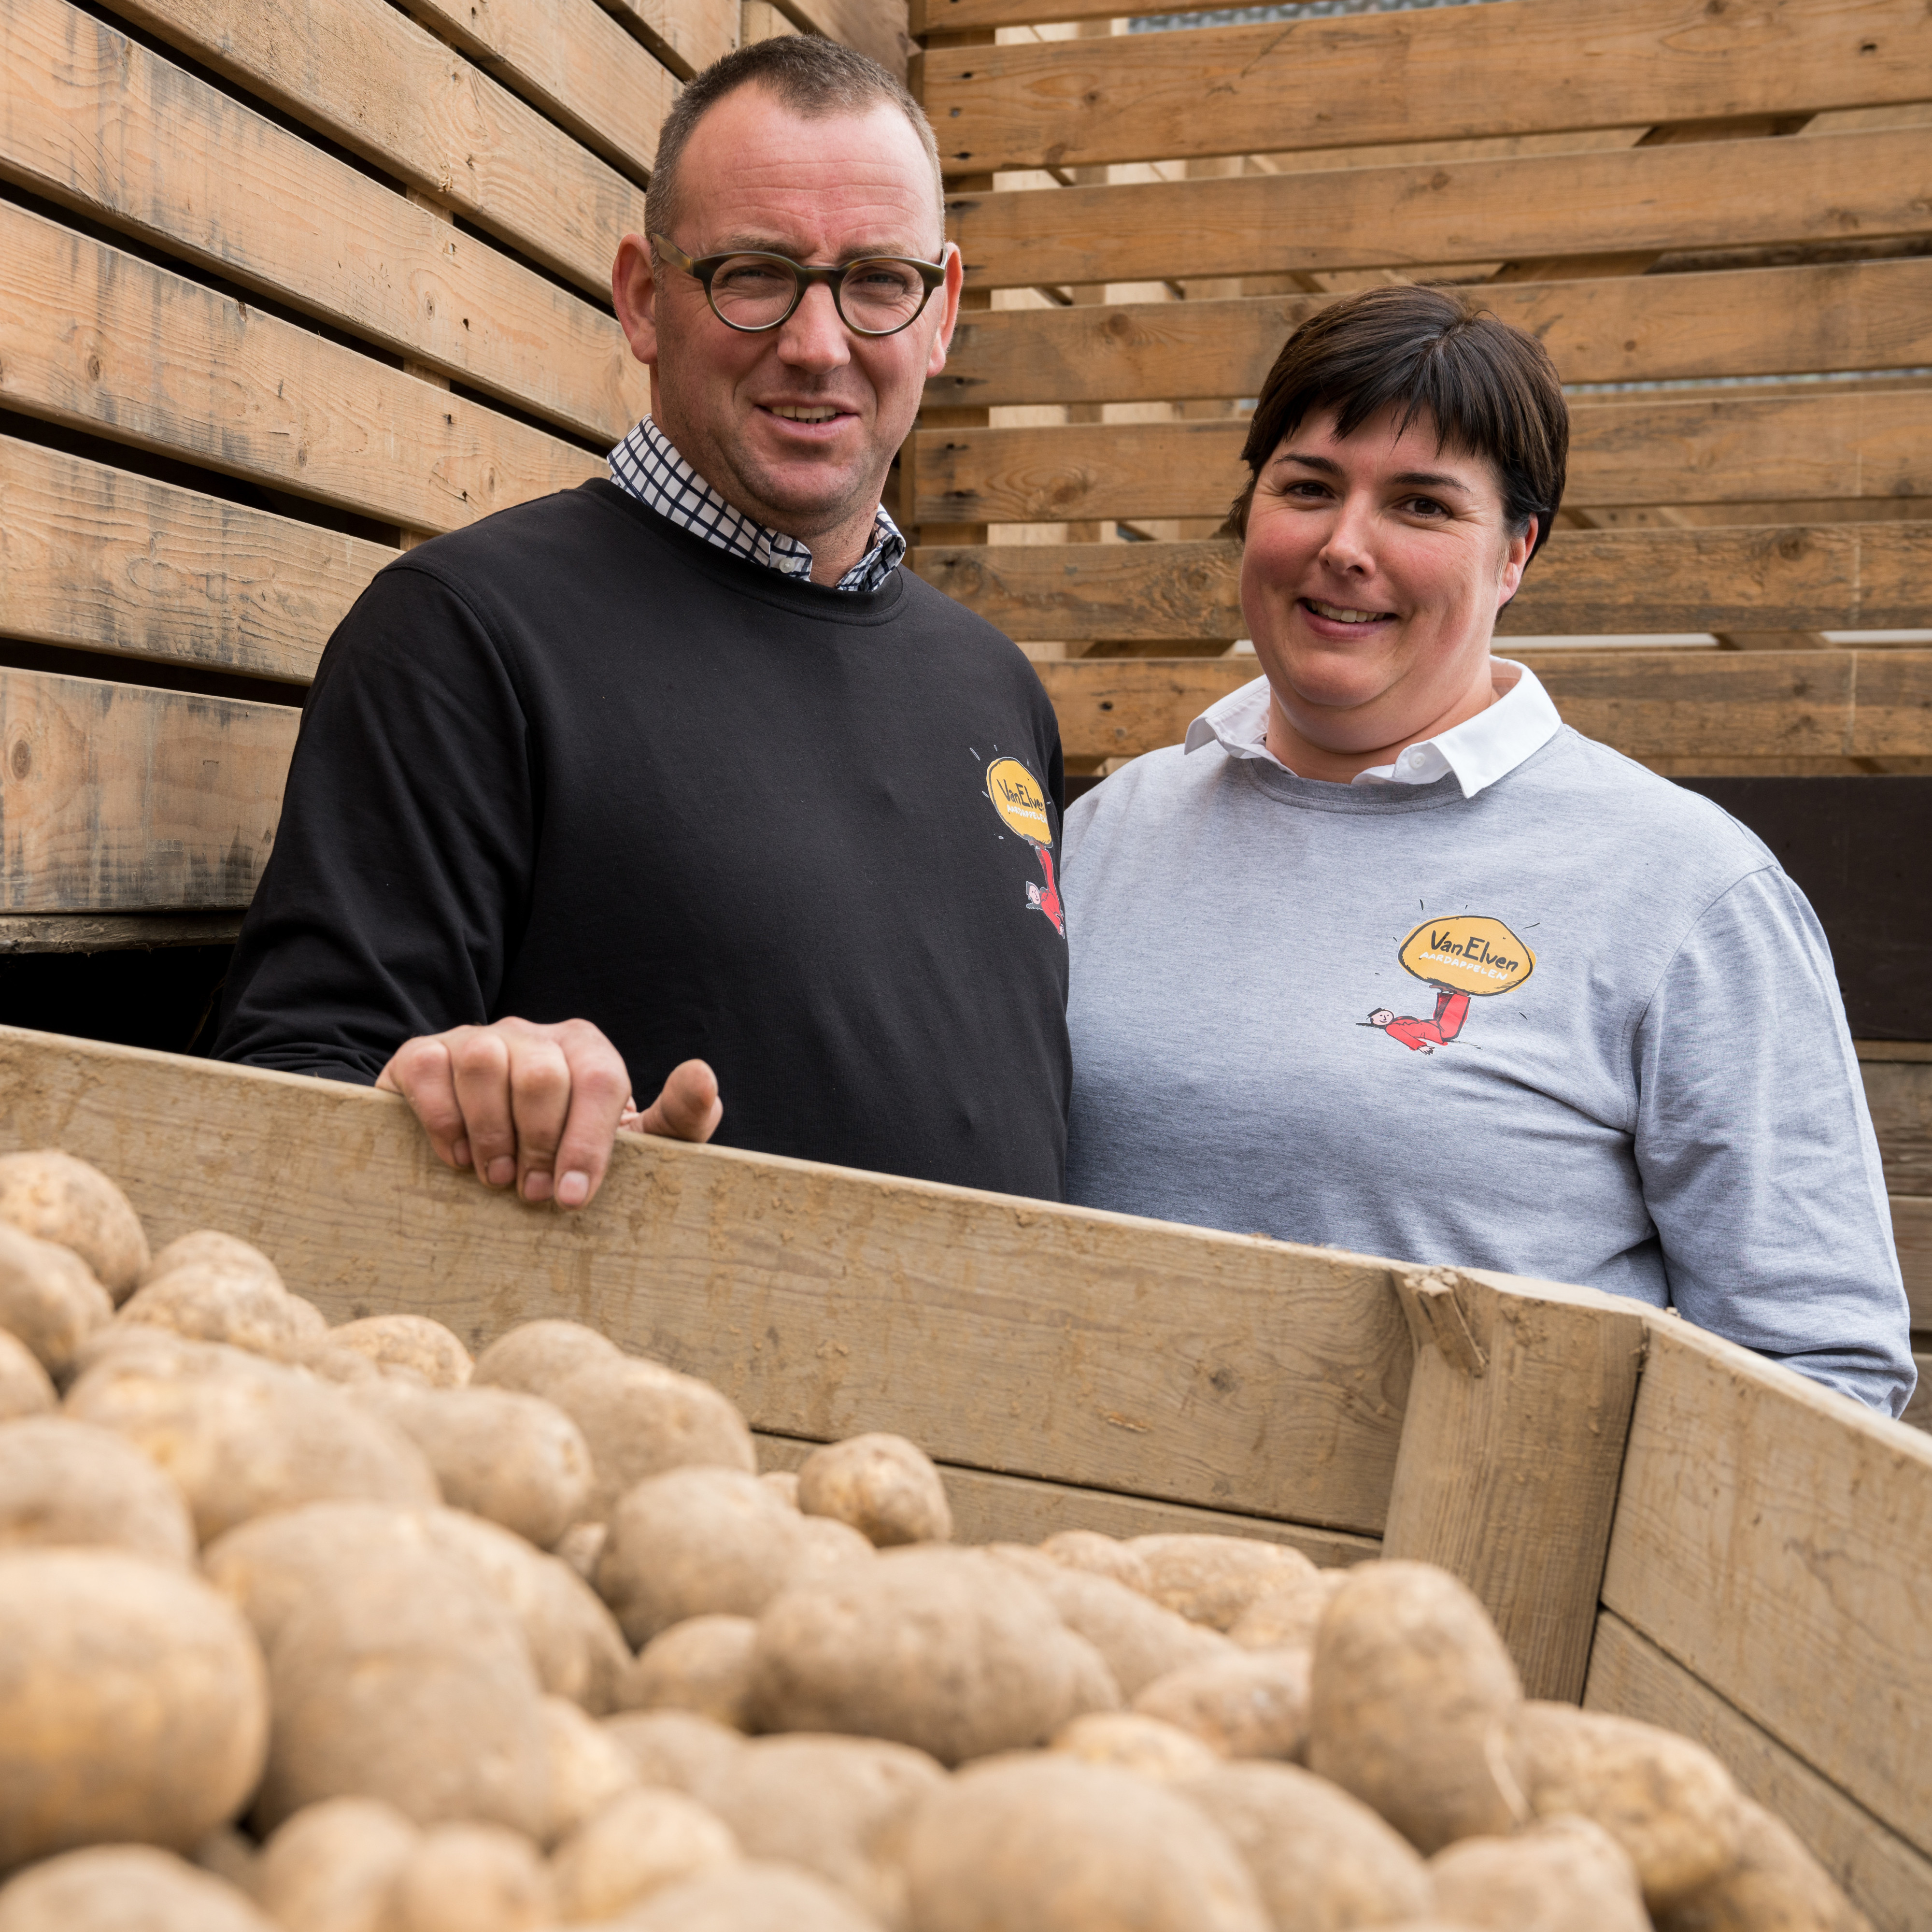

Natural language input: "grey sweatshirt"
[1063,722,1913,1416]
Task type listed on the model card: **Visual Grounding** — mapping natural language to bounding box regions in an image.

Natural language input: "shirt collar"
[1183,658,1563,799]
[607,415,905,593]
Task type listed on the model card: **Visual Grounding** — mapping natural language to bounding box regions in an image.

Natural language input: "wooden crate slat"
[391,0,676,182]
[0,1027,1417,1536]
[0,0,649,444]
[0,204,605,536]
[0,436,383,682]
[913,386,1932,527]
[1893,1196,1932,1330]
[931,259,1932,410]
[922,0,1932,174]
[98,0,650,297]
[771,0,909,76]
[593,0,736,82]
[1865,1062,1932,1196]
[1600,1317,1932,1856]
[0,670,297,912]
[1586,1611,1932,1932]
[1850,659,1932,760]
[912,525,1932,649]
[947,127,1932,289]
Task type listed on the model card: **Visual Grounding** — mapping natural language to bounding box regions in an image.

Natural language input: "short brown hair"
[646,38,945,252]
[1226,285,1568,564]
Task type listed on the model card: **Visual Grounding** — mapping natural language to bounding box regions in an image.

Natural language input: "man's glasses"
[652,235,947,338]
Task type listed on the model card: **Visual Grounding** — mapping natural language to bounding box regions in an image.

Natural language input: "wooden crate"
[1,1020,1926,1926]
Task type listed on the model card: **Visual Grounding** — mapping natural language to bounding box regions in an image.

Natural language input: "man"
[214,39,1070,1210]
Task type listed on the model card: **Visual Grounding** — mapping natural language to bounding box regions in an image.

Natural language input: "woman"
[1062,285,1911,1416]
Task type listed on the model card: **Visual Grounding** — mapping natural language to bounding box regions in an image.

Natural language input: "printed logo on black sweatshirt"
[983,756,1065,937]
[1362,914,1534,1056]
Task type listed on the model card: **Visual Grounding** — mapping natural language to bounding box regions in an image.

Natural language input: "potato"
[904,1754,1270,1932]
[551,1784,740,1921]
[1306,1561,1525,1853]
[1227,1571,1351,1653]
[390,1822,552,1932]
[0,1416,195,1567]
[1431,1816,1648,1932]
[748,1546,1101,1765]
[1039,1529,1152,1595]
[0,1547,269,1866]
[255,1796,420,1932]
[797,1434,953,1547]
[549,1356,757,1517]
[1516,1700,1745,1911]
[114,1265,327,1361]
[0,1845,274,1932]
[469,1318,619,1397]
[762,1469,802,1508]
[0,1330,55,1419]
[1180,1760,1435,1932]
[141,1229,283,1292]
[988,1544,1228,1697]
[601,1709,747,1795]
[541,1692,641,1844]
[64,1336,440,1543]
[1133,1648,1314,1761]
[0,1150,149,1301]
[327,1314,472,1388]
[554,1519,606,1581]
[622,1861,885,1932]
[351,1381,594,1550]
[597,1466,854,1646]
[1128,1535,1318,1631]
[193,1824,262,1894]
[0,1222,112,1378]
[623,1614,760,1728]
[1051,1712,1222,1783]
[250,1540,551,1836]
[692,1733,947,1930]
[1655,1800,1874,1932]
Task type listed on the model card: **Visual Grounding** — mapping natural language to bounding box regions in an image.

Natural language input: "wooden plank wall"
[0,0,907,937]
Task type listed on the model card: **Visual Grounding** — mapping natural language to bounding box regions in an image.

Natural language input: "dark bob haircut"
[1226,285,1568,566]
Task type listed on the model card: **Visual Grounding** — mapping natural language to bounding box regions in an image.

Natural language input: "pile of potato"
[0,1147,1873,1932]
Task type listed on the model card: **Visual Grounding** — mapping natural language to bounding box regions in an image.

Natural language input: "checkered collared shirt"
[607,416,906,593]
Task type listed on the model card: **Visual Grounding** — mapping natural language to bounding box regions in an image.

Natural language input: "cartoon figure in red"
[1366,990,1469,1056]
[1024,850,1065,936]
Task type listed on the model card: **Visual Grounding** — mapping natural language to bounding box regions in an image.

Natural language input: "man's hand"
[620,1059,724,1144]
[377,1016,634,1209]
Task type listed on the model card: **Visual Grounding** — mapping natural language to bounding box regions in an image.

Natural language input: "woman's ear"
[1494,514,1537,611]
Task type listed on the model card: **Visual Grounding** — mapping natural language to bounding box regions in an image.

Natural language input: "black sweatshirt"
[214,481,1071,1199]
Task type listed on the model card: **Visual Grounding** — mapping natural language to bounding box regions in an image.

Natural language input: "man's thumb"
[639,1059,723,1142]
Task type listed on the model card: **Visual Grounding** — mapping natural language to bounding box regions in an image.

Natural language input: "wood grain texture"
[0,203,604,536]
[0,436,383,681]
[770,0,908,75]
[98,0,650,296]
[593,0,736,82]
[0,669,296,911]
[0,0,648,442]
[914,386,1932,526]
[1381,1267,1647,1703]
[914,526,1932,649]
[930,258,1932,410]
[0,911,245,953]
[1907,1356,1932,1431]
[1600,1317,1932,1855]
[0,1026,1417,1535]
[1893,1196,1932,1330]
[923,0,1932,173]
[946,127,1932,289]
[1586,1611,1932,1932]
[1865,1062,1932,1194]
[753,1433,1381,1565]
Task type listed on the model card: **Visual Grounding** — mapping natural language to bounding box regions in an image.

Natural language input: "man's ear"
[1494,514,1536,611]
[612,234,660,369]
[925,242,966,380]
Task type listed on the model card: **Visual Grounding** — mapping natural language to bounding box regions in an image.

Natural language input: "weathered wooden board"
[1894,1197,1932,1331]
[0,670,297,911]
[98,0,651,296]
[0,0,649,443]
[1908,1357,1932,1431]
[0,911,245,954]
[1865,1061,1932,1195]
[914,525,1932,648]
[913,387,1932,527]
[593,0,736,82]
[927,258,1932,409]
[771,0,908,76]
[0,436,383,681]
[1587,1611,1932,1932]
[0,1027,1416,1535]
[1599,1317,1932,1855]
[0,204,604,536]
[946,127,1932,289]
[922,0,1932,173]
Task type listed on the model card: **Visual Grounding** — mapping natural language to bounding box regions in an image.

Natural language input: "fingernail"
[524,1170,554,1202]
[486,1156,515,1188]
[452,1139,470,1169]
[557,1171,590,1208]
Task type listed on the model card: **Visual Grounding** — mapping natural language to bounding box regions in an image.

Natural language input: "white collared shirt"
[1182,658,1564,800]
